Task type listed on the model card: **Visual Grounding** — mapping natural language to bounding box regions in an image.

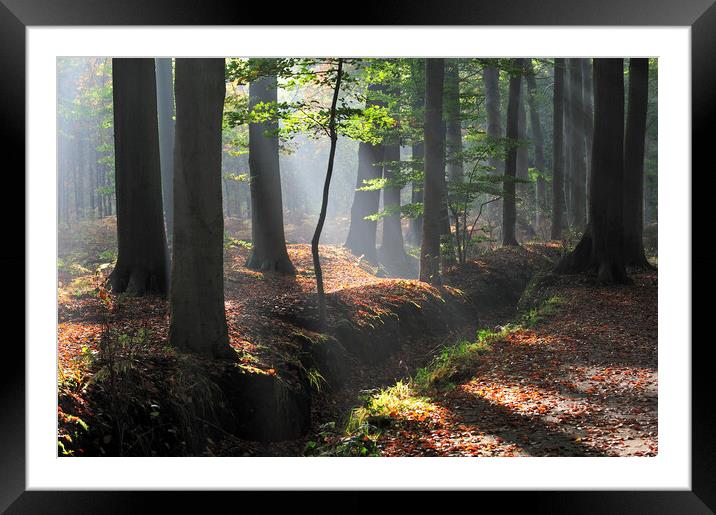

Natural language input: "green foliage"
[306,368,326,393]
[521,296,564,327]
[223,231,253,250]
[304,421,381,457]
[414,336,496,391]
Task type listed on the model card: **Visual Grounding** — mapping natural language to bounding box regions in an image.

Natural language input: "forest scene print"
[57,57,658,457]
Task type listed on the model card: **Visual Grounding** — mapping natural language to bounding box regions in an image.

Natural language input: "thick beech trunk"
[169,58,232,358]
[109,58,169,296]
[420,58,445,284]
[502,59,523,247]
[556,58,629,284]
[623,58,651,268]
[246,68,295,274]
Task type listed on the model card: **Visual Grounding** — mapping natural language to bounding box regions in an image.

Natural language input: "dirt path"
[375,272,658,457]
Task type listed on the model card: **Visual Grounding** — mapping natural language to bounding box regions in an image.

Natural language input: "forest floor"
[57,220,657,458]
[336,271,659,457]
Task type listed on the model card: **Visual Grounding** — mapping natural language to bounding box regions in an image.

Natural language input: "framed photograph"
[2,0,712,511]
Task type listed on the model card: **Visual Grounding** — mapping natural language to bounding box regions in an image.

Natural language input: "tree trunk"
[169,58,232,358]
[420,58,444,284]
[345,84,384,264]
[483,63,502,222]
[568,58,587,231]
[555,58,629,284]
[246,66,295,274]
[408,141,424,246]
[381,143,408,264]
[623,58,651,268]
[445,59,464,184]
[109,58,169,295]
[581,58,594,222]
[551,59,566,240]
[525,60,547,238]
[439,120,456,267]
[407,59,425,248]
[155,58,175,245]
[516,79,533,238]
[312,59,344,329]
[445,59,463,257]
[502,59,523,247]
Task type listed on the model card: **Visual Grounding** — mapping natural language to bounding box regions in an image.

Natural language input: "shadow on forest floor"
[357,272,657,457]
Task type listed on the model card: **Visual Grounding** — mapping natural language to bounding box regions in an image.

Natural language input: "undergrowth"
[58,289,226,457]
[304,294,564,457]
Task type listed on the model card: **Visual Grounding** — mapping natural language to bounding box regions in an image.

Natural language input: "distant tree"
[567,58,587,231]
[420,58,445,284]
[502,58,524,247]
[407,60,425,247]
[409,140,424,246]
[169,58,233,358]
[516,78,532,237]
[483,62,503,222]
[551,59,566,240]
[525,60,548,237]
[345,83,385,264]
[109,58,168,295]
[155,58,175,245]
[445,59,464,184]
[623,58,651,268]
[246,65,296,274]
[439,118,456,268]
[581,57,594,215]
[555,58,629,284]
[381,142,409,265]
[443,59,463,264]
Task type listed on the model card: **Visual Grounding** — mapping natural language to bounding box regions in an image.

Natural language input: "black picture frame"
[2,0,712,512]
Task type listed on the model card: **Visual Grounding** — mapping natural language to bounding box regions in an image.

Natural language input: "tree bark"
[169,58,232,358]
[407,59,425,247]
[420,58,445,284]
[525,60,547,238]
[246,66,295,274]
[568,58,587,231]
[408,141,424,246]
[581,58,594,221]
[623,58,651,268]
[483,62,502,222]
[345,84,384,264]
[312,59,344,329]
[155,58,175,245]
[445,59,464,184]
[555,58,629,284]
[381,143,408,265]
[551,59,566,240]
[502,59,523,247]
[109,58,169,295]
[516,79,533,238]
[445,59,464,256]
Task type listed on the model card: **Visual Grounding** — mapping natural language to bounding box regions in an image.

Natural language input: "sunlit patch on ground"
[354,271,657,457]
